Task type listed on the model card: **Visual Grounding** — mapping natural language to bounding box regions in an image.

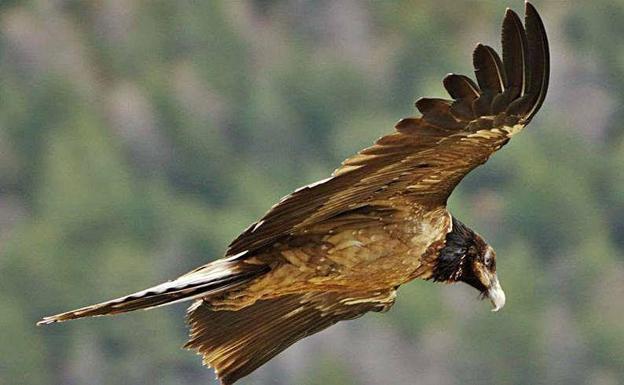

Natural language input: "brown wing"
[227,3,549,257]
[185,290,396,385]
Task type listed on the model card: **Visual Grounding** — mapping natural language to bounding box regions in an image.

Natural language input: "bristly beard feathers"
[432,217,475,283]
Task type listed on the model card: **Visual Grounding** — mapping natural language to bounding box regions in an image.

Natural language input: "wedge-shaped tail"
[38,258,268,325]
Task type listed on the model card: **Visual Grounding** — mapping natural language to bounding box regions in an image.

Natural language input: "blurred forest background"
[1,1,623,384]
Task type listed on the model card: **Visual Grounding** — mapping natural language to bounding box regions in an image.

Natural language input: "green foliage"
[0,1,622,384]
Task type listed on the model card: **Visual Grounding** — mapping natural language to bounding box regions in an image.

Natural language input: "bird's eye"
[483,251,493,267]
[484,256,491,266]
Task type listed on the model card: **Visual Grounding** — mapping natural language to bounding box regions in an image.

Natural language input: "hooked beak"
[486,275,506,312]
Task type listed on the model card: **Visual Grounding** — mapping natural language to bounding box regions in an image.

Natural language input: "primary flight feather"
[39,3,549,385]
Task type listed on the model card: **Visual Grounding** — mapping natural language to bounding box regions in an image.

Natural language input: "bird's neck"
[431,217,474,282]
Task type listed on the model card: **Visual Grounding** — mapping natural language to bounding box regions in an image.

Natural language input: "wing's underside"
[226,4,549,257]
[185,290,396,385]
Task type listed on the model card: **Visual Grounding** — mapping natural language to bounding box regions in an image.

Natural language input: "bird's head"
[433,217,505,312]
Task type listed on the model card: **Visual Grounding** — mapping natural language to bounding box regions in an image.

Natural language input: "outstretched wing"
[227,3,549,257]
[185,290,396,385]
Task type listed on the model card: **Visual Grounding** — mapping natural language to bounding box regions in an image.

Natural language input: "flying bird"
[39,3,549,384]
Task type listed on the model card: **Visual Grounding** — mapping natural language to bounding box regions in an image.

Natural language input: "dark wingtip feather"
[443,74,479,100]
[501,8,527,95]
[505,7,517,19]
[523,1,549,122]
[415,98,464,129]
[492,7,528,114]
[415,97,450,114]
[473,44,504,96]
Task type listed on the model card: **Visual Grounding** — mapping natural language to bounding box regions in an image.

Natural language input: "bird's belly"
[314,206,450,287]
[239,205,452,298]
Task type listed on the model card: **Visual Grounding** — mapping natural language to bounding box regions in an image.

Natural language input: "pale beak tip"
[487,276,506,312]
